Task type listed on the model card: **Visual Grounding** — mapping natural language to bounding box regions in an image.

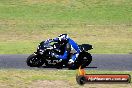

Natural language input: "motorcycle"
[26,40,93,69]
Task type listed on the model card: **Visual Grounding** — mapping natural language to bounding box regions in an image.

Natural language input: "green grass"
[0,24,132,54]
[0,69,131,88]
[0,0,132,54]
[0,0,132,24]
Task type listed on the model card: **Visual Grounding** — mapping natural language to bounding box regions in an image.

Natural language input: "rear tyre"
[74,52,92,69]
[26,54,44,67]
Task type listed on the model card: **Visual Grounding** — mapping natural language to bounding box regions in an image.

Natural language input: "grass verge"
[0,69,131,88]
[0,24,132,54]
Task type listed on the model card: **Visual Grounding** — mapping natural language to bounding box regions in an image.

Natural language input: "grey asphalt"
[0,54,132,71]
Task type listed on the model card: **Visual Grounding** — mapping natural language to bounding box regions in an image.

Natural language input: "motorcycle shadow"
[38,65,97,70]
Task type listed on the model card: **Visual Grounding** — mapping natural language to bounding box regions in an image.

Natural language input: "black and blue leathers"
[45,37,81,62]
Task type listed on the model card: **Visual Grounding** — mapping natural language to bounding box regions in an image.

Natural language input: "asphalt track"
[0,54,132,71]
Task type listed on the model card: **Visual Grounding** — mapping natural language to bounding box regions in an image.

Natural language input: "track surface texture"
[0,54,132,71]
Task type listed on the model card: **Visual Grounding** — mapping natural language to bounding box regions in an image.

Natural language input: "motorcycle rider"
[45,34,81,68]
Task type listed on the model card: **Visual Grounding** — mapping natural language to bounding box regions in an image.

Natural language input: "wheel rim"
[82,57,88,63]
[30,56,42,65]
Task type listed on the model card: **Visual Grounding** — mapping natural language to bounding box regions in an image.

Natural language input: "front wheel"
[26,54,44,67]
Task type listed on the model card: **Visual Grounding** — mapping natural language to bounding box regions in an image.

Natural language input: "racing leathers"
[45,37,81,64]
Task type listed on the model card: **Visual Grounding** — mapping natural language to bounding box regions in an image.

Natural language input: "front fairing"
[36,41,48,55]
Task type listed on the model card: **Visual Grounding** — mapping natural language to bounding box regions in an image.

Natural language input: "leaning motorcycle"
[26,41,93,69]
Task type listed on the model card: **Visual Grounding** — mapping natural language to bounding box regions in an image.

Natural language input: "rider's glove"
[68,59,74,64]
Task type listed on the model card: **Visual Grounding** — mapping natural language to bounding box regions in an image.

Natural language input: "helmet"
[58,34,69,44]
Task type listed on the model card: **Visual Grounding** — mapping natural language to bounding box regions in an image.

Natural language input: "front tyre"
[26,54,44,67]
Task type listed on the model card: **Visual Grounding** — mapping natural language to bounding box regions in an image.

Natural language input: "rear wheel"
[74,52,92,69]
[26,54,44,67]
